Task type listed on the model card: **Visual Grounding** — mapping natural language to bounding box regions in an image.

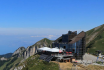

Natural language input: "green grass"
[96,61,103,64]
[0,57,23,70]
[86,27,104,53]
[94,24,104,33]
[21,54,59,70]
[86,28,95,36]
[33,38,53,48]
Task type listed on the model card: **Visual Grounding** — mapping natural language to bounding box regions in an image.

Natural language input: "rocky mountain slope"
[11,38,53,59]
[21,38,53,59]
[0,38,53,70]
[12,47,25,57]
[86,24,104,53]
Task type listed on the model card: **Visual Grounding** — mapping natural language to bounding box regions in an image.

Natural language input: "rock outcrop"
[0,57,7,61]
[12,38,53,59]
[12,47,26,57]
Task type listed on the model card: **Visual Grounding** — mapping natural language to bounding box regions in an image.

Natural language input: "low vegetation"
[87,65,104,70]
[19,54,59,70]
[86,24,104,54]
[0,56,23,70]
[33,38,54,48]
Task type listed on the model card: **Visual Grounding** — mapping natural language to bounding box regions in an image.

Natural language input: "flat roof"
[37,47,63,52]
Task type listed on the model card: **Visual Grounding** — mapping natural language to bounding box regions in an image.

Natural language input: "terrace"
[51,53,73,58]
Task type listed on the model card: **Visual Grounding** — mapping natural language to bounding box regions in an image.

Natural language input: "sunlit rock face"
[12,47,26,57]
[12,38,53,59]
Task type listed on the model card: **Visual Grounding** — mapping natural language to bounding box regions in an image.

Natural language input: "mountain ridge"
[0,38,54,70]
[1,24,104,70]
[0,53,13,58]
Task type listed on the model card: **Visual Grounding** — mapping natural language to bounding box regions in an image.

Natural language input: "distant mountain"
[0,53,13,58]
[86,24,104,53]
[0,56,22,70]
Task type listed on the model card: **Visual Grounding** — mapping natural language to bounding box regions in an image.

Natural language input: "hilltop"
[33,38,54,48]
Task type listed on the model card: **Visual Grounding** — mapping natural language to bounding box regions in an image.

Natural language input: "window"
[63,46,66,49]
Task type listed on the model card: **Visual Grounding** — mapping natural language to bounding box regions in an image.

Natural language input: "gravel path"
[83,53,99,62]
[77,53,102,64]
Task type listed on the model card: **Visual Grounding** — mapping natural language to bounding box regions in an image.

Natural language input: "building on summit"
[52,31,86,59]
[38,31,86,62]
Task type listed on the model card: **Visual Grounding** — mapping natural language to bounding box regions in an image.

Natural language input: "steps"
[39,54,53,62]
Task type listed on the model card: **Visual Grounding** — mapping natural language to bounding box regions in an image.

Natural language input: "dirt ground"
[52,61,104,70]
[87,65,104,70]
[59,62,73,70]
[51,61,83,70]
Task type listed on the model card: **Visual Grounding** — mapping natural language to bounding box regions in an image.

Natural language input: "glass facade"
[52,31,86,59]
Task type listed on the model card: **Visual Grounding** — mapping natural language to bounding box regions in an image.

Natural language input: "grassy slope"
[86,24,104,53]
[0,57,23,70]
[31,38,54,48]
[21,54,59,70]
[0,38,54,70]
[87,65,104,70]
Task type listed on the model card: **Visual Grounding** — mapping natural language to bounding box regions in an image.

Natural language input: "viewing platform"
[51,53,73,58]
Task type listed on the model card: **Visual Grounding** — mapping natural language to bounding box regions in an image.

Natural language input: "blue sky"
[0,0,104,55]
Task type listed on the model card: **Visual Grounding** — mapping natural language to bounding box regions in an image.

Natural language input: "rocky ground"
[77,53,104,66]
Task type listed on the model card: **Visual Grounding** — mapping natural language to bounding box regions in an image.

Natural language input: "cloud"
[0,27,87,35]
[48,35,56,39]
[31,35,56,39]
[0,28,69,35]
[31,36,47,37]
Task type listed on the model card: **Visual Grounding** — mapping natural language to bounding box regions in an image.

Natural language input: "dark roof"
[69,31,85,44]
[68,32,77,40]
[54,36,62,42]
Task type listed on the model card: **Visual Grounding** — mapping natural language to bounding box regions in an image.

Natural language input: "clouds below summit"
[0,28,85,35]
[31,35,56,39]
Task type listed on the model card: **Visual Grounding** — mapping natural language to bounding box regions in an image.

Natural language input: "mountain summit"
[12,38,53,59]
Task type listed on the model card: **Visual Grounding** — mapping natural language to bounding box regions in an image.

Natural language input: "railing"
[51,53,73,57]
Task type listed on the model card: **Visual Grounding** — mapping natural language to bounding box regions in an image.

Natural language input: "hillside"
[0,53,13,58]
[14,54,59,70]
[0,38,54,70]
[86,24,104,53]
[0,55,23,70]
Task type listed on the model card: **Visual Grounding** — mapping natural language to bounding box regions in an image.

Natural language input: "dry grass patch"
[87,65,104,70]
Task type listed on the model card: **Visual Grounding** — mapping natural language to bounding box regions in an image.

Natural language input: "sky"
[0,0,104,55]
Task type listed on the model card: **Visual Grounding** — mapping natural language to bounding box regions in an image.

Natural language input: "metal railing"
[51,53,73,57]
